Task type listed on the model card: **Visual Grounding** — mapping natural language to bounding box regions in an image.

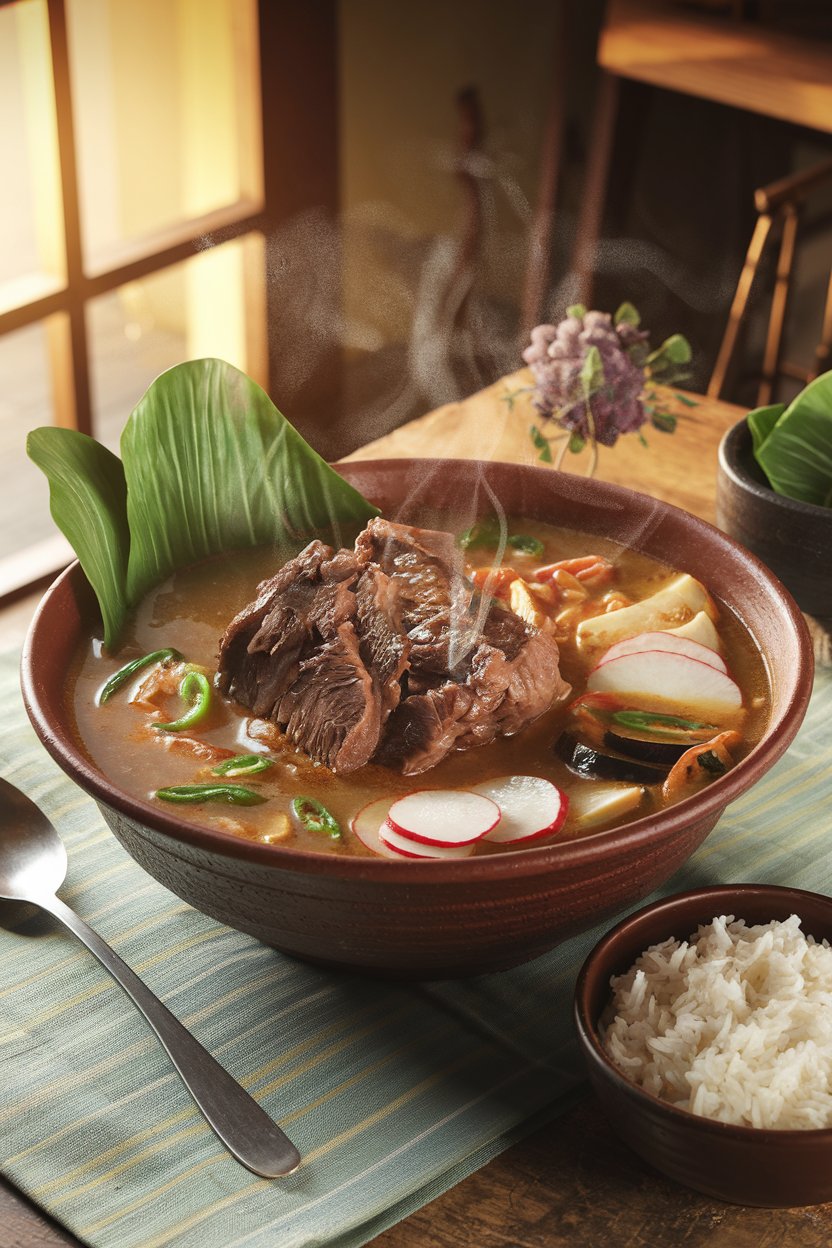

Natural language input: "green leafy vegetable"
[27,428,130,649]
[98,647,184,704]
[155,784,266,806]
[747,402,785,455]
[212,754,273,778]
[750,372,832,506]
[155,669,213,733]
[121,359,379,604]
[27,359,380,646]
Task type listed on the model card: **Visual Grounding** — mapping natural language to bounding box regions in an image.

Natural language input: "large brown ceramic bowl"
[717,417,832,617]
[575,885,832,1207]
[21,459,813,978]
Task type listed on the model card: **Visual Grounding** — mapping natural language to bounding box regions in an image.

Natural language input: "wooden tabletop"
[598,0,832,134]
[5,372,830,1247]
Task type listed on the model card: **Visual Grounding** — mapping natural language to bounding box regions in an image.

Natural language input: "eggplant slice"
[556,733,669,785]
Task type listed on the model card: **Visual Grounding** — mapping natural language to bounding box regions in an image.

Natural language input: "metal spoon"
[0,777,300,1178]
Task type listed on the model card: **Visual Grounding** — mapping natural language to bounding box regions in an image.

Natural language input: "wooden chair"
[708,158,832,404]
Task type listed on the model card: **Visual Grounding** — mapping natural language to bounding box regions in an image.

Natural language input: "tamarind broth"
[67,519,769,857]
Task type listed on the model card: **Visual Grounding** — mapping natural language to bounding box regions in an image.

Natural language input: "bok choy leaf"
[27,428,129,648]
[121,358,378,603]
[27,359,380,648]
[749,370,832,507]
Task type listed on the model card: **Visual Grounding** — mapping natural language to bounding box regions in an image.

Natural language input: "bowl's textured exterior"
[717,417,832,617]
[575,885,832,1207]
[21,459,813,978]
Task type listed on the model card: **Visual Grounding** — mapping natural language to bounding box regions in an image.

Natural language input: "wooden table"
[4,372,831,1247]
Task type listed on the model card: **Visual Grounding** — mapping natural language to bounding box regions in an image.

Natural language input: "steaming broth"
[68,519,768,856]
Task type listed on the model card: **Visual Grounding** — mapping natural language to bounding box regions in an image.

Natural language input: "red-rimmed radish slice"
[600,631,727,674]
[386,789,499,847]
[471,775,568,844]
[350,798,408,859]
[587,650,742,713]
[379,820,476,860]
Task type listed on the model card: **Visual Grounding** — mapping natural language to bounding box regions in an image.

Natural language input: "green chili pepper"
[212,754,273,778]
[155,784,266,806]
[507,534,545,558]
[291,795,342,840]
[612,710,716,734]
[155,669,212,733]
[98,648,184,704]
[459,519,501,551]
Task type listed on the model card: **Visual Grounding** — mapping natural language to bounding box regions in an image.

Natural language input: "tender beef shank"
[217,519,570,775]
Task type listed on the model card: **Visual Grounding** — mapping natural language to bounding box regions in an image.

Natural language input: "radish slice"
[587,650,743,714]
[350,798,408,858]
[471,775,568,844]
[379,820,476,859]
[386,789,500,847]
[600,631,727,674]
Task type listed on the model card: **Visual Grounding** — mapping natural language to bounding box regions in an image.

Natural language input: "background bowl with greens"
[717,371,832,619]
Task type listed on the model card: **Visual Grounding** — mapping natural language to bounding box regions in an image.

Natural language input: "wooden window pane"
[87,232,267,449]
[0,318,71,564]
[0,0,66,315]
[66,0,263,276]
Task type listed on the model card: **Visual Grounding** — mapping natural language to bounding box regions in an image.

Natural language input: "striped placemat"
[0,648,829,1248]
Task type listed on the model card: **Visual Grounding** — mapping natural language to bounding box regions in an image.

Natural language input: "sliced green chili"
[612,710,716,734]
[155,784,266,806]
[291,795,342,840]
[507,534,545,558]
[155,669,212,733]
[98,648,184,704]
[459,519,501,550]
[212,754,273,778]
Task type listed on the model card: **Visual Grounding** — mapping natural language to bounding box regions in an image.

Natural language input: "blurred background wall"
[1,0,831,595]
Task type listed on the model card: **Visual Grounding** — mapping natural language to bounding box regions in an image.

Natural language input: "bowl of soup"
[21,458,813,977]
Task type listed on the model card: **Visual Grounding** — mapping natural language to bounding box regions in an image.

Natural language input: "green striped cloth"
[0,648,829,1248]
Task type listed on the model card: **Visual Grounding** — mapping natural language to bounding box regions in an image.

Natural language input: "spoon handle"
[40,892,300,1178]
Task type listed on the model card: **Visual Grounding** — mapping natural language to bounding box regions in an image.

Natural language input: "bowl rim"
[574,882,832,1141]
[718,418,832,522]
[21,456,815,883]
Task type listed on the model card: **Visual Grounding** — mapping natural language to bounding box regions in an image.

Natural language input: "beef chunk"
[217,519,571,777]
[217,540,383,772]
[355,517,473,677]
[276,622,380,771]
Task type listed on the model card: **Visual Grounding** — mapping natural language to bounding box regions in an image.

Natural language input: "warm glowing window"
[0,0,266,598]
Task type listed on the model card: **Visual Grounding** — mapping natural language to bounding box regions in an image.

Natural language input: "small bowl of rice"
[574,884,832,1207]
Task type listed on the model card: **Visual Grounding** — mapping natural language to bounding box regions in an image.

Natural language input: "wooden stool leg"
[707,212,773,399]
[571,70,619,308]
[811,268,832,380]
[758,204,799,406]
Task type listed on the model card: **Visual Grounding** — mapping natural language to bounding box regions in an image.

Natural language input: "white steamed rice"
[601,914,832,1129]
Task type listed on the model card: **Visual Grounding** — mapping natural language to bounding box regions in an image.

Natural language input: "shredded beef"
[217,519,570,775]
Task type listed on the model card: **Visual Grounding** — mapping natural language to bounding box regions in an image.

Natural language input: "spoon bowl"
[0,780,68,900]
